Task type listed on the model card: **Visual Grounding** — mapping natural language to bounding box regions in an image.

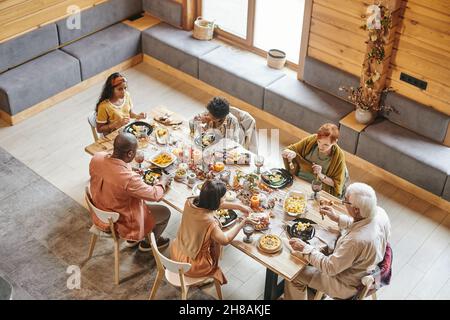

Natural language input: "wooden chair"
[84,186,122,285]
[148,232,223,300]
[87,111,99,142]
[313,275,378,300]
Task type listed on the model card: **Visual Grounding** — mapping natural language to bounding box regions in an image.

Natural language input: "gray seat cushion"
[382,93,450,144]
[0,24,58,73]
[357,120,450,196]
[143,0,182,27]
[443,177,450,201]
[142,23,220,78]
[61,23,141,80]
[56,0,142,44]
[0,50,81,115]
[303,56,359,101]
[199,46,285,108]
[264,76,354,134]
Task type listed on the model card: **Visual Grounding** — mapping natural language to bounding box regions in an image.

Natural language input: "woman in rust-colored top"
[170,180,252,284]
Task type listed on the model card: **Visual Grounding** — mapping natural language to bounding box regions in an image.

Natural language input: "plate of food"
[142,168,162,186]
[258,234,282,254]
[284,191,307,217]
[261,168,293,189]
[249,213,270,231]
[214,209,238,228]
[319,198,335,207]
[287,218,316,242]
[155,127,169,145]
[192,182,204,196]
[149,152,175,168]
[123,121,153,137]
[194,132,220,149]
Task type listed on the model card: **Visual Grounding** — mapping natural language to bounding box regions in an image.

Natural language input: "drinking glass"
[310,179,322,200]
[243,223,255,243]
[135,150,145,169]
[254,155,264,174]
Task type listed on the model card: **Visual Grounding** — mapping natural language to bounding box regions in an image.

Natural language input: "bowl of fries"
[149,152,175,168]
[284,191,307,217]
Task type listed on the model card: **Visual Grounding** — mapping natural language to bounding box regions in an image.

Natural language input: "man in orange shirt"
[89,132,172,252]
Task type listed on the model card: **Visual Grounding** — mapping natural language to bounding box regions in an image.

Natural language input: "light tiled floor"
[0,62,449,300]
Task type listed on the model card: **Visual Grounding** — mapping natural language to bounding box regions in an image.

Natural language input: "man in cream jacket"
[285,182,391,299]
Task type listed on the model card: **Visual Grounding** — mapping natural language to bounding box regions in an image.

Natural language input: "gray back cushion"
[303,56,359,102]
[56,0,142,44]
[382,92,450,144]
[0,24,58,73]
[143,0,182,27]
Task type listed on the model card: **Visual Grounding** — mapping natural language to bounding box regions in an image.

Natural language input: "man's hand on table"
[289,238,307,252]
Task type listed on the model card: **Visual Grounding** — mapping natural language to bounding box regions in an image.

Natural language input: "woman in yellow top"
[282,123,348,198]
[95,73,146,135]
[171,180,252,285]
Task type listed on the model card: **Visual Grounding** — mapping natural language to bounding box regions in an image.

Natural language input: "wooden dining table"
[85,106,345,300]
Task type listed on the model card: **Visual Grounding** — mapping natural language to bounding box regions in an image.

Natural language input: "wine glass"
[310,179,322,200]
[135,150,145,169]
[243,223,255,243]
[254,155,264,174]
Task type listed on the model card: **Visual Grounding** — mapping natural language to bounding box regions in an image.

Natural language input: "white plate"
[192,182,204,196]
[284,190,307,217]
[149,151,176,168]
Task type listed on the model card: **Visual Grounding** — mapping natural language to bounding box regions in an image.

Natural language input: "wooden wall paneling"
[0,0,107,42]
[407,0,450,14]
[387,77,450,116]
[309,18,367,52]
[297,0,313,80]
[395,34,450,68]
[181,0,196,30]
[308,33,365,65]
[308,46,362,76]
[311,2,366,37]
[389,67,450,105]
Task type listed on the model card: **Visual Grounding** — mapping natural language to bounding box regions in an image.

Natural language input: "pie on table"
[258,234,282,253]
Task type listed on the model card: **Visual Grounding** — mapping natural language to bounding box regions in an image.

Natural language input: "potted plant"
[339,86,396,124]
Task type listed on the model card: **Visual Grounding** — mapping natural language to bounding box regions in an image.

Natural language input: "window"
[198,0,307,66]
[201,0,249,39]
[254,0,304,63]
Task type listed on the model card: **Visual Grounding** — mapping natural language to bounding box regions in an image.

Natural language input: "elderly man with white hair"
[284,182,391,300]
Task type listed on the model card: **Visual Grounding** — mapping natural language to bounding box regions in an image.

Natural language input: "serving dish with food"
[284,191,307,217]
[194,132,219,148]
[123,121,153,137]
[287,218,316,242]
[214,209,238,228]
[258,234,282,254]
[249,213,270,231]
[142,168,162,186]
[149,152,175,168]
[261,168,293,189]
[155,127,169,145]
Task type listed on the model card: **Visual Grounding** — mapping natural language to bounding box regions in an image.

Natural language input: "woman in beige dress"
[170,180,252,284]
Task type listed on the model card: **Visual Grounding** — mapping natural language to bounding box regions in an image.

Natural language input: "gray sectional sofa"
[0,25,80,116]
[356,93,450,197]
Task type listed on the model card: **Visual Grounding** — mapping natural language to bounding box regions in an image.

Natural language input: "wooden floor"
[0,62,448,300]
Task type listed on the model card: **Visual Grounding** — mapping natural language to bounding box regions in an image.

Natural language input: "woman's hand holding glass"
[312,163,323,176]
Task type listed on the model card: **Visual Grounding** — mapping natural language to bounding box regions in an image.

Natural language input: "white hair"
[345,183,377,219]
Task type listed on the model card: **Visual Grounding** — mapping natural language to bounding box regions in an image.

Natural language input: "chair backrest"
[150,233,191,273]
[88,111,99,142]
[229,107,258,152]
[84,186,119,224]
